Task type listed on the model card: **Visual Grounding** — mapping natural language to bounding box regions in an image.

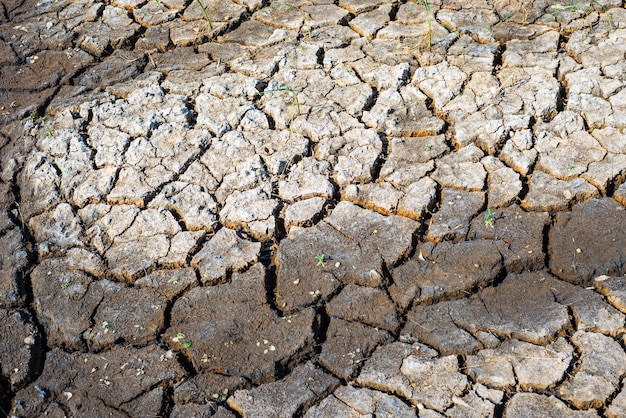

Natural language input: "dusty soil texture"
[2,0,626,416]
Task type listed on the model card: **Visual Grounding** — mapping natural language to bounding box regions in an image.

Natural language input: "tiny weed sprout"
[425,143,432,150]
[220,388,229,401]
[173,332,191,348]
[170,277,179,285]
[315,253,326,266]
[196,0,213,30]
[101,321,109,330]
[60,282,68,289]
[484,208,496,228]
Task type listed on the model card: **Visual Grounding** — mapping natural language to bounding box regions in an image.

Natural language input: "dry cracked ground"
[1,0,626,416]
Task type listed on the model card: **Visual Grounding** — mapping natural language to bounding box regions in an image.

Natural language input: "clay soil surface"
[1,0,626,417]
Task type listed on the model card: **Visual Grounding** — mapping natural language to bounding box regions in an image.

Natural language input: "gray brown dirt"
[1,0,626,417]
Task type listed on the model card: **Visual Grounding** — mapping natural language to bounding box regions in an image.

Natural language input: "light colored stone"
[362,86,445,136]
[450,272,572,345]
[498,67,561,119]
[607,378,626,418]
[594,275,626,314]
[333,128,383,186]
[397,177,438,221]
[191,227,260,285]
[582,153,626,193]
[505,393,599,417]
[400,355,469,411]
[149,182,218,231]
[445,388,496,418]
[467,338,573,390]
[220,186,278,240]
[380,135,447,187]
[591,127,626,154]
[503,30,560,71]
[431,145,486,191]
[535,130,606,179]
[228,362,338,418]
[357,343,468,412]
[522,171,599,211]
[427,189,484,241]
[214,155,269,204]
[500,130,537,176]
[437,9,499,43]
[29,203,84,257]
[304,385,415,418]
[447,35,498,74]
[348,5,392,39]
[278,157,336,202]
[283,197,326,230]
[558,331,626,409]
[195,93,254,136]
[482,156,522,208]
[412,61,467,110]
[344,182,403,215]
[616,182,626,206]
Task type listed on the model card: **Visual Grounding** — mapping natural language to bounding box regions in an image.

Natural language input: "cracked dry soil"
[1,0,626,417]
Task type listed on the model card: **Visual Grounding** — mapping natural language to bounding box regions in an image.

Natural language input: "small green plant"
[213,388,229,402]
[196,0,214,30]
[219,388,229,401]
[425,143,432,151]
[568,164,575,170]
[173,332,192,349]
[44,124,54,137]
[101,321,109,330]
[484,208,496,228]
[60,282,68,289]
[170,277,179,285]
[315,253,326,266]
[29,114,55,136]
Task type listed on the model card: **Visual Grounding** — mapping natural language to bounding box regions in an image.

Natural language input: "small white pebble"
[293,279,300,285]
[576,248,582,254]
[334,262,340,268]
